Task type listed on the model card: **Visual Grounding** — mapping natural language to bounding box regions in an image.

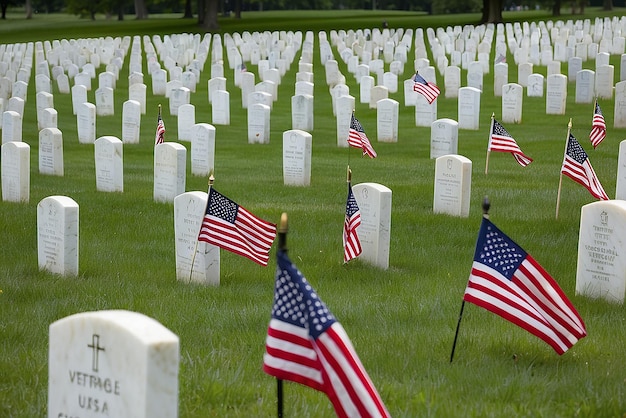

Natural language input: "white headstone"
[77,102,96,144]
[48,310,179,417]
[95,87,114,117]
[595,65,614,100]
[94,136,124,193]
[546,74,567,115]
[517,62,533,87]
[336,95,355,148]
[2,110,22,143]
[377,98,399,143]
[502,83,523,124]
[212,90,230,126]
[444,66,461,98]
[369,85,388,109]
[415,94,437,127]
[282,129,312,187]
[169,87,190,116]
[129,83,147,114]
[291,94,314,132]
[177,104,195,141]
[467,61,484,91]
[568,56,583,82]
[433,154,472,217]
[576,200,626,304]
[617,140,626,200]
[152,69,167,96]
[248,103,270,144]
[526,73,544,97]
[457,87,481,130]
[154,142,187,203]
[431,118,459,159]
[575,69,595,103]
[615,81,626,128]
[71,84,88,115]
[39,127,64,176]
[1,141,30,202]
[121,100,141,144]
[352,182,392,270]
[174,192,220,285]
[190,123,215,177]
[37,195,79,276]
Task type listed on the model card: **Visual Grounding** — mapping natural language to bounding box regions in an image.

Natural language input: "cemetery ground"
[1,9,626,417]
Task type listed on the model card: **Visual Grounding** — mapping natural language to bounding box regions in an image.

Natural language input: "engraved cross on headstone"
[87,334,105,372]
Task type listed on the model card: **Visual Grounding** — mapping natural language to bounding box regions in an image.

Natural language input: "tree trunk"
[134,0,148,19]
[118,6,124,20]
[602,0,612,10]
[203,0,219,30]
[25,0,32,19]
[578,0,584,14]
[183,0,193,18]
[234,0,240,19]
[1,1,6,19]
[481,0,502,23]
[198,0,205,25]
[552,0,561,16]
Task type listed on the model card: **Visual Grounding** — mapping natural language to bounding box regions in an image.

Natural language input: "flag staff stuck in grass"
[450,196,490,363]
[189,173,215,282]
[555,119,573,220]
[485,113,495,175]
[275,212,288,418]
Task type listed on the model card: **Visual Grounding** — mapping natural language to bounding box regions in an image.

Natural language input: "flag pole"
[276,212,288,418]
[555,119,572,219]
[485,113,494,175]
[450,196,490,363]
[190,174,214,282]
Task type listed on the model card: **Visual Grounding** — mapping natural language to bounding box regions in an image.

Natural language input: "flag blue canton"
[346,189,359,218]
[474,220,527,280]
[207,188,238,223]
[350,115,365,133]
[595,102,603,116]
[413,73,427,84]
[567,134,588,165]
[273,251,336,339]
[492,120,512,137]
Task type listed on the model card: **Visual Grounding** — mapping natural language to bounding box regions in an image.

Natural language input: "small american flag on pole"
[589,100,606,149]
[561,133,609,200]
[155,112,165,145]
[198,187,277,266]
[348,114,377,158]
[488,119,533,167]
[463,217,587,355]
[413,72,440,104]
[264,250,391,418]
[344,183,362,263]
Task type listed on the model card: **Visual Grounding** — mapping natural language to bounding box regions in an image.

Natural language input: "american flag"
[488,119,533,167]
[463,218,587,355]
[155,113,165,145]
[413,72,440,104]
[343,183,362,263]
[589,101,606,149]
[263,250,390,418]
[198,188,277,266]
[348,114,377,158]
[561,133,609,200]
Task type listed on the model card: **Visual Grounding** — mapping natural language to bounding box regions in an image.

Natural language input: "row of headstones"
[46,193,626,417]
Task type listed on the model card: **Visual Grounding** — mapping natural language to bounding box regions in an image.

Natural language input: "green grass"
[1,10,626,418]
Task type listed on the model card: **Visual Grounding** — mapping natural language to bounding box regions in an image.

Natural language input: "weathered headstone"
[457,87,481,130]
[526,73,544,97]
[546,74,567,115]
[377,98,398,143]
[291,94,314,132]
[154,142,187,203]
[352,182,392,270]
[282,129,312,187]
[77,102,96,144]
[433,154,472,218]
[94,136,124,193]
[502,82,523,124]
[2,110,22,143]
[247,103,270,144]
[48,310,179,417]
[431,118,459,159]
[576,200,626,304]
[37,195,79,276]
[1,141,30,202]
[190,123,215,177]
[39,127,64,176]
[174,191,220,285]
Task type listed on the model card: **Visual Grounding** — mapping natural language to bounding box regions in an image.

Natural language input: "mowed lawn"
[1,9,626,417]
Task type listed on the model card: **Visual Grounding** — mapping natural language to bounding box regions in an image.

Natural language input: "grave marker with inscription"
[433,154,472,217]
[282,129,312,187]
[37,195,79,276]
[48,310,179,418]
[576,200,626,304]
[352,182,392,270]
[1,141,30,202]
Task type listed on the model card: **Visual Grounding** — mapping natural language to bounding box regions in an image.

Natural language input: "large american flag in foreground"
[343,183,362,263]
[589,101,606,149]
[561,133,609,200]
[155,113,165,145]
[488,119,533,167]
[198,188,277,266]
[463,218,587,355]
[348,114,377,158]
[264,250,390,418]
[413,72,440,104]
